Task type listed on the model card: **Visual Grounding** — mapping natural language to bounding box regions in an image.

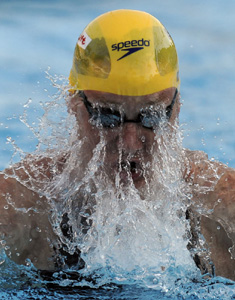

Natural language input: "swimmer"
[0,9,234,280]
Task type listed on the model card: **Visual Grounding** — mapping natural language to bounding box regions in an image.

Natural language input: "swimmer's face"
[69,88,180,189]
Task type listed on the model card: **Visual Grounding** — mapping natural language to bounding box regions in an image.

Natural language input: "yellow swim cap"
[69,9,180,96]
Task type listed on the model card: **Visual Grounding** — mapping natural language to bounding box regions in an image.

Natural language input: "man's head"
[68,10,181,190]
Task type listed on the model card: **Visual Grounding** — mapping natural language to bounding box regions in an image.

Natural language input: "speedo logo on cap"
[112,38,150,61]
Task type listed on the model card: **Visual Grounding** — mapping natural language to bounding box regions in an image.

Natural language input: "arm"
[0,172,57,271]
[185,150,235,280]
[200,170,235,280]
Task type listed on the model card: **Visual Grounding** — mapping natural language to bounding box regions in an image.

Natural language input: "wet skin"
[0,88,234,281]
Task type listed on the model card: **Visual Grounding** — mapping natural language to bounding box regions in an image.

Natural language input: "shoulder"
[0,153,63,270]
[0,150,69,210]
[2,150,69,190]
[184,148,235,227]
[183,149,234,187]
[184,150,235,280]
[183,148,235,214]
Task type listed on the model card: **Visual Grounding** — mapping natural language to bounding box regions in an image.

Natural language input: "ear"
[67,92,82,115]
[176,92,181,116]
[170,92,181,124]
[67,92,95,136]
[67,92,100,148]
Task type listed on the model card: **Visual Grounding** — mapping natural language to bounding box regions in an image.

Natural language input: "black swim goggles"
[80,89,178,130]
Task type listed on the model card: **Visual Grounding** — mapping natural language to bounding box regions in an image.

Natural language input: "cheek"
[140,131,155,146]
[77,120,100,149]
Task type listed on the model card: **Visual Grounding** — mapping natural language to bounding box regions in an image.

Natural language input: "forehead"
[84,88,176,110]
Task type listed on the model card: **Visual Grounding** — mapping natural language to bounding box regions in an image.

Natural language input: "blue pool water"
[0,0,235,299]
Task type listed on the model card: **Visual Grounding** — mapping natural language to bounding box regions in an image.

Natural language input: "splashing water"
[0,73,234,299]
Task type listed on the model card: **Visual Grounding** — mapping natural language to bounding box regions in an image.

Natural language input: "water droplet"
[25,258,32,267]
[52,272,59,278]
[0,240,6,246]
[23,98,32,108]
[36,227,41,233]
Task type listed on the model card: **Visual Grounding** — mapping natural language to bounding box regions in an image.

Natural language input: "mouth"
[118,160,143,183]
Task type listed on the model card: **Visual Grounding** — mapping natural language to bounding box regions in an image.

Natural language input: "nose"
[121,123,143,153]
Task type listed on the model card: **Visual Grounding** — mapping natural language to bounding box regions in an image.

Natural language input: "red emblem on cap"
[78,34,86,45]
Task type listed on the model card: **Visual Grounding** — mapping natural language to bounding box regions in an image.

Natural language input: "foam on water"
[0,75,235,299]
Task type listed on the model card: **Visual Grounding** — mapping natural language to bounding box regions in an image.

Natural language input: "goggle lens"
[81,89,178,130]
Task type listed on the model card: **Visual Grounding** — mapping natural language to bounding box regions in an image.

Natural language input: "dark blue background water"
[0,1,235,299]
